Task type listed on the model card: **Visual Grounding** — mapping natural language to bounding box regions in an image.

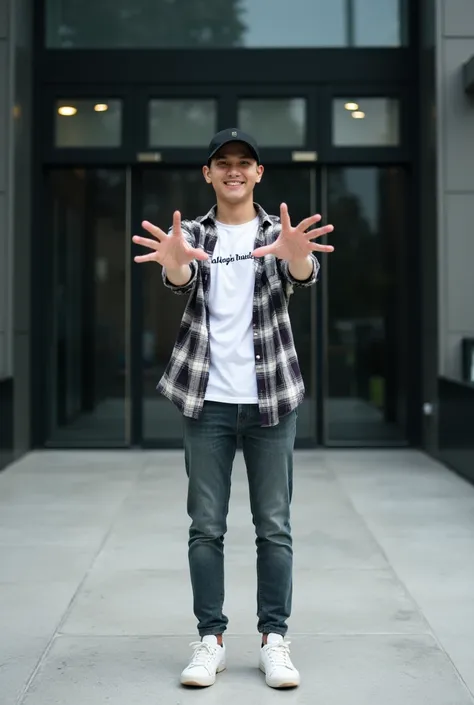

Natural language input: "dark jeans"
[182,401,297,637]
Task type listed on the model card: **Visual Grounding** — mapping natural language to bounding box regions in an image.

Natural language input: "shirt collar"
[198,202,273,228]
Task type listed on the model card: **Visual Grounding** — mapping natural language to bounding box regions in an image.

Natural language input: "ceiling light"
[58,105,77,116]
[94,103,108,112]
[344,102,359,111]
[352,111,366,119]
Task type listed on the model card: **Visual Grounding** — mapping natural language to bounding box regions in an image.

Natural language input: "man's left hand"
[252,203,335,262]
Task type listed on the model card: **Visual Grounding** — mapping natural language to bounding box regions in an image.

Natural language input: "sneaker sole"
[181,664,226,687]
[259,665,300,689]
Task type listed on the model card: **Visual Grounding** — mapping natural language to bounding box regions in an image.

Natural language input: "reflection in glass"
[46,169,127,443]
[55,100,122,147]
[141,170,214,441]
[354,0,403,47]
[238,99,306,147]
[149,100,216,147]
[333,98,400,147]
[326,167,408,442]
[253,168,315,440]
[46,0,404,49]
[140,168,315,442]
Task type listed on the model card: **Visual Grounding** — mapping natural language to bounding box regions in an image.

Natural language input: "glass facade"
[325,166,408,442]
[55,99,122,148]
[148,99,217,147]
[238,99,306,147]
[333,98,400,146]
[35,0,417,449]
[45,169,128,443]
[46,0,405,49]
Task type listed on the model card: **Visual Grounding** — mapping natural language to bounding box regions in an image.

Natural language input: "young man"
[133,128,334,689]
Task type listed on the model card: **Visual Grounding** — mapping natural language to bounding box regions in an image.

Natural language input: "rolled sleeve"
[162,260,198,295]
[278,254,320,289]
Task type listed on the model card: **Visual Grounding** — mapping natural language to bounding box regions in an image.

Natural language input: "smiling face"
[202,141,264,205]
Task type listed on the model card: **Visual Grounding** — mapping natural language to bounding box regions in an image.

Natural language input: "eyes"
[216,159,252,168]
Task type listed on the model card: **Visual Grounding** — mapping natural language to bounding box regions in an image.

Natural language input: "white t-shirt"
[205,216,259,404]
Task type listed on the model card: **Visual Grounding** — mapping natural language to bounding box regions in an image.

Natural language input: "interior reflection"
[326,166,408,442]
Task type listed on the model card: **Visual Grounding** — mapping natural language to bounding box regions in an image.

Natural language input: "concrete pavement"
[0,449,473,704]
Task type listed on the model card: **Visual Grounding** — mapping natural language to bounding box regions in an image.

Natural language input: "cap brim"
[208,139,260,163]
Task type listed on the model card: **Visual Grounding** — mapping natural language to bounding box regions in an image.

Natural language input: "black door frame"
[32,67,420,447]
[132,162,322,449]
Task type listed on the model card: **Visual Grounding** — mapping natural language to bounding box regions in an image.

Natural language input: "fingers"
[171,210,182,236]
[309,242,335,253]
[280,203,292,231]
[134,252,160,263]
[306,224,335,240]
[189,247,209,261]
[298,214,322,232]
[141,220,167,241]
[252,245,274,258]
[132,235,159,251]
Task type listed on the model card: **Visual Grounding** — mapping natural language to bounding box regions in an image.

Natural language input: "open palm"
[252,203,334,262]
[133,211,208,269]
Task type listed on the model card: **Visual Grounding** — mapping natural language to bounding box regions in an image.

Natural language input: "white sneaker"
[180,635,226,687]
[259,633,300,688]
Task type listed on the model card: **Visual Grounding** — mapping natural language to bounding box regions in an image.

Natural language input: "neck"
[215,198,257,225]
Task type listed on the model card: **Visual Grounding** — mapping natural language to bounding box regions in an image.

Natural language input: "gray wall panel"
[12,0,32,454]
[0,190,6,377]
[443,0,474,36]
[437,0,474,380]
[0,40,7,193]
[445,193,474,335]
[443,39,474,193]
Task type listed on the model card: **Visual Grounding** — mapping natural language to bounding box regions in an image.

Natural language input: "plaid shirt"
[157,203,319,427]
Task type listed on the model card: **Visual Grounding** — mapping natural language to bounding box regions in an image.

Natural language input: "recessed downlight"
[58,105,77,116]
[344,102,359,111]
[94,103,108,112]
[352,111,366,119]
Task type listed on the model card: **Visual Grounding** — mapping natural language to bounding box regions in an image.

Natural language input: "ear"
[256,164,264,183]
[202,164,212,184]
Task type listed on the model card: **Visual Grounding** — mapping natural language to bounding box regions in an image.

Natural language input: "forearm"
[288,255,313,281]
[164,264,192,286]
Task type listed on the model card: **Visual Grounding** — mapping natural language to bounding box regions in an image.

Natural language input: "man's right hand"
[133,211,208,276]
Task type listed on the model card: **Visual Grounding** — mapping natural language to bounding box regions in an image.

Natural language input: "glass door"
[43,164,410,448]
[135,165,320,445]
[321,165,409,444]
[44,168,131,445]
[137,168,214,444]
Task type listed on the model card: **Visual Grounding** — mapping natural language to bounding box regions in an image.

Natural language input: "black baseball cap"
[207,128,260,164]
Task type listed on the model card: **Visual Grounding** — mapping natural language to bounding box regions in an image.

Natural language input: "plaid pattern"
[157,203,319,427]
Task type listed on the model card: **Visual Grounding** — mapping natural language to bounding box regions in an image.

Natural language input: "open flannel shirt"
[157,203,320,427]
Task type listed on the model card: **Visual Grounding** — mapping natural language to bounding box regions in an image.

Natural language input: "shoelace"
[188,641,218,668]
[265,640,293,669]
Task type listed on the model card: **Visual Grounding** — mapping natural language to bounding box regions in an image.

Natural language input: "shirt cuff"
[162,261,198,295]
[279,254,320,287]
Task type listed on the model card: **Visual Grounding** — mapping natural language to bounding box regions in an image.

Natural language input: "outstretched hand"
[133,211,208,269]
[252,203,334,262]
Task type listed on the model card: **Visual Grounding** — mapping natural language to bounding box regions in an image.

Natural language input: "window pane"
[55,99,121,147]
[148,100,216,147]
[354,0,404,47]
[238,99,306,147]
[46,0,403,49]
[333,98,400,147]
[254,168,316,440]
[140,170,214,442]
[45,169,128,443]
[326,167,409,442]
